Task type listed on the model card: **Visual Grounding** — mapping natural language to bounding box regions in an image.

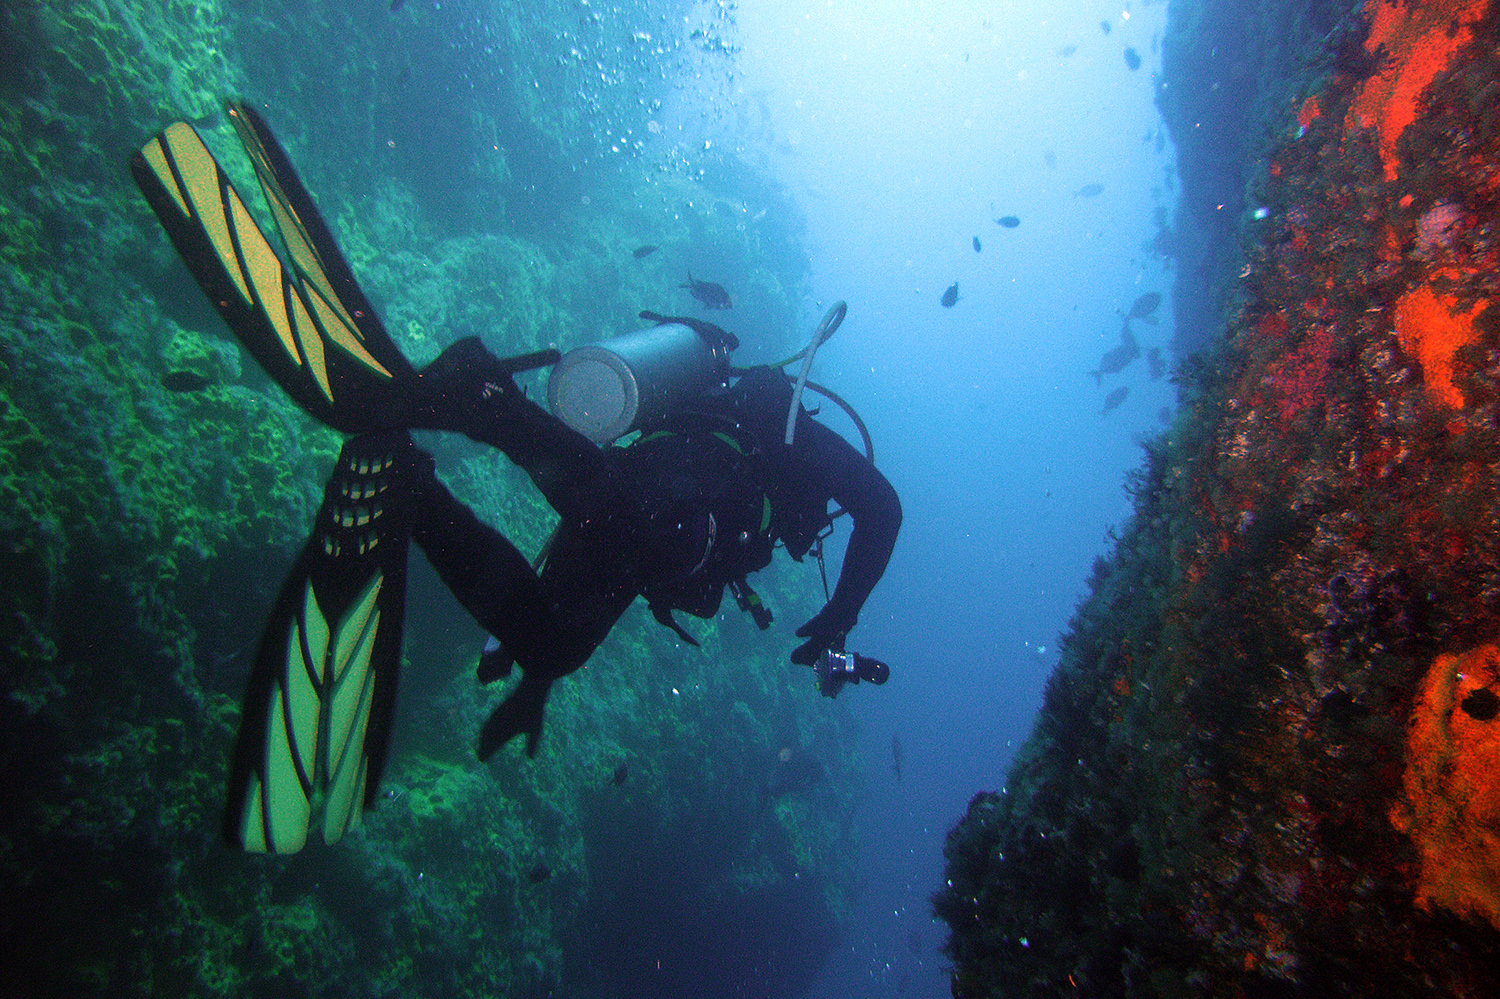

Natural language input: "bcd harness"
[625,411,785,647]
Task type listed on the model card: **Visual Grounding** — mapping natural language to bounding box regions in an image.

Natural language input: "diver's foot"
[411,336,522,435]
[477,634,514,683]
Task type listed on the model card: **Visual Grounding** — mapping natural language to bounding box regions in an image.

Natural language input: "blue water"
[382,3,1178,994]
[2,0,1180,993]
[716,5,1177,995]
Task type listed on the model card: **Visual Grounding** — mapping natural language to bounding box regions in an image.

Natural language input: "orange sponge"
[1392,285,1487,410]
[1390,644,1500,930]
[1345,0,1489,180]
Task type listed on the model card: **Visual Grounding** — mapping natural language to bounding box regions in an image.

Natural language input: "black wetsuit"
[409,358,901,757]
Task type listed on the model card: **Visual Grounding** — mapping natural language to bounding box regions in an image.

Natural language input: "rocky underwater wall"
[0,3,854,998]
[936,0,1500,996]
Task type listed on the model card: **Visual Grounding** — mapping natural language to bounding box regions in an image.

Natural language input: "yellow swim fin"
[130,100,416,433]
[222,432,418,853]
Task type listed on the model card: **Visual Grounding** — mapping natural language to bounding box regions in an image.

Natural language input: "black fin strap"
[651,603,701,647]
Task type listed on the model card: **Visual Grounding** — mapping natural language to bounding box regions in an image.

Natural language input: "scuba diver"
[131,101,900,854]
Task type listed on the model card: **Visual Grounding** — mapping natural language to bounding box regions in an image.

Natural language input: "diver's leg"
[474,520,640,760]
[412,337,612,521]
[407,471,558,681]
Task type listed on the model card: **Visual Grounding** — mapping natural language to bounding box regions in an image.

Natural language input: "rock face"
[936,2,1500,996]
[0,4,843,998]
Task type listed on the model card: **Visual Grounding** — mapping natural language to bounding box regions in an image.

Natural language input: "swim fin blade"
[131,101,417,433]
[222,433,416,853]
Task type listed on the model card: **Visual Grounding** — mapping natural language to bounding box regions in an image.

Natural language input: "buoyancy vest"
[622,366,831,642]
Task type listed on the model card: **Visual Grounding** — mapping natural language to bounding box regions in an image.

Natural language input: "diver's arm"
[792,417,902,641]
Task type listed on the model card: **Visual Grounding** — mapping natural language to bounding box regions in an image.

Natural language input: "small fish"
[681,270,732,309]
[611,762,628,785]
[394,65,411,87]
[1148,347,1166,380]
[891,733,903,783]
[527,861,551,884]
[1124,291,1162,322]
[1090,323,1139,383]
[161,370,214,392]
[940,282,959,308]
[632,244,659,259]
[1057,44,1078,58]
[1100,20,1112,34]
[996,215,1020,228]
[972,236,982,253]
[1044,150,1057,170]
[1075,183,1104,198]
[1124,47,1142,71]
[1100,385,1128,415]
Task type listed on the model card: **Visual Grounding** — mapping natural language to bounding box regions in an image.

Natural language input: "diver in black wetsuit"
[408,323,902,758]
[131,101,899,852]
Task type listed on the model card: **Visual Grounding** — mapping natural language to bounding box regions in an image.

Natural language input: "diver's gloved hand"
[791,606,853,667]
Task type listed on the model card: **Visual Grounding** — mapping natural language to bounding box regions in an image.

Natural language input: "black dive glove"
[791,607,853,667]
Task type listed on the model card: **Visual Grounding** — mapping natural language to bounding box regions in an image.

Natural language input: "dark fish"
[527,861,551,884]
[940,282,959,308]
[394,65,411,87]
[1075,183,1104,198]
[390,0,406,11]
[1100,385,1128,415]
[891,733,903,783]
[996,215,1020,228]
[972,236,982,253]
[681,270,732,309]
[632,244,659,259]
[1090,323,1139,383]
[1125,291,1162,322]
[1124,47,1141,71]
[611,762,628,785]
[1147,347,1165,380]
[161,370,213,392]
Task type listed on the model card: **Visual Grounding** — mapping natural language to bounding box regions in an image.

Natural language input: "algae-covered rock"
[1,2,839,997]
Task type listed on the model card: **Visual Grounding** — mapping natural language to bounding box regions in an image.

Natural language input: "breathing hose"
[785,301,846,446]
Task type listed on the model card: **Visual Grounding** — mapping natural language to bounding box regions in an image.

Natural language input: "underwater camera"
[814,649,890,698]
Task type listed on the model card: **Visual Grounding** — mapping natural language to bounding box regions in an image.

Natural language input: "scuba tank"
[547,321,735,443]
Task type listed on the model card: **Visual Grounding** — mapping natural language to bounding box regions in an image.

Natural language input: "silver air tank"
[547,323,729,443]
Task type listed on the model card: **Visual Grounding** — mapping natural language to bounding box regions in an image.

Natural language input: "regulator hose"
[785,300,846,446]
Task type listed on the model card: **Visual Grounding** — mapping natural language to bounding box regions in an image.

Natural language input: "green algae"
[0,0,847,996]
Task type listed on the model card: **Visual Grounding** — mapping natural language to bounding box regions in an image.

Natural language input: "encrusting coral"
[937,1,1500,995]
